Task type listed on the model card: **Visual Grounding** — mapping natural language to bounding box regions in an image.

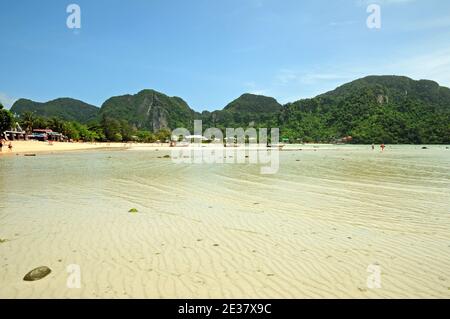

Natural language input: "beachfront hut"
[29,129,64,142]
[3,122,27,140]
[3,130,27,140]
[47,132,64,142]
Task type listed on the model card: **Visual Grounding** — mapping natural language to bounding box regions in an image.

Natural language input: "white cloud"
[274,69,354,87]
[243,81,270,96]
[245,45,450,104]
[0,92,17,109]
[383,48,450,87]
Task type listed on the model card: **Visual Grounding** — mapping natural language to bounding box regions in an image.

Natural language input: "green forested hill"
[8,76,450,143]
[279,76,450,143]
[201,93,281,129]
[99,89,199,132]
[10,98,99,123]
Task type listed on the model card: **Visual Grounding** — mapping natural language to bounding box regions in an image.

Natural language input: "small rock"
[358,287,367,292]
[129,208,138,213]
[0,238,7,244]
[163,155,170,159]
[23,266,52,281]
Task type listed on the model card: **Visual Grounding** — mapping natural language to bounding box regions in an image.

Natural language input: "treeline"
[2,108,172,143]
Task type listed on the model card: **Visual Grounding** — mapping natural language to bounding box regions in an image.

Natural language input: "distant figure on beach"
[8,142,13,151]
[371,143,375,150]
[380,143,386,152]
[0,138,4,152]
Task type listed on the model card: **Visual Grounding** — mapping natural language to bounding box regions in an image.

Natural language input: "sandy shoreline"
[1,141,447,157]
[0,141,169,156]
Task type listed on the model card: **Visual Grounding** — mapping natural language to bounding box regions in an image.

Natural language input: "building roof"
[33,129,53,133]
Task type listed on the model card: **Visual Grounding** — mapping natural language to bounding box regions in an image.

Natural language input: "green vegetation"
[128,208,138,213]
[278,76,450,144]
[12,112,171,143]
[11,98,99,123]
[0,102,13,134]
[7,76,450,144]
[100,89,198,132]
[202,93,281,130]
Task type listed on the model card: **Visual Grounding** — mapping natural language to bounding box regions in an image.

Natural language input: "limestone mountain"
[99,89,199,132]
[202,93,282,128]
[279,76,450,143]
[7,75,450,144]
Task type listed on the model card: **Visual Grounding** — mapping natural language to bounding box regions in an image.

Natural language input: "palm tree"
[22,111,35,134]
[48,117,64,133]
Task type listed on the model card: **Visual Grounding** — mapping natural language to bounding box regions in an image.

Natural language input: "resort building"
[3,122,27,140]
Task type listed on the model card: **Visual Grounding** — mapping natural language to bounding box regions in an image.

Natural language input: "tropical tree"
[0,103,13,134]
[21,111,36,134]
[47,117,65,133]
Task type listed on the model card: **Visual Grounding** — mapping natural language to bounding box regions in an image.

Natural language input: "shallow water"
[0,145,449,298]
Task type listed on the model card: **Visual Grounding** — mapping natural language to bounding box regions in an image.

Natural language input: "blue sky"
[1,0,450,111]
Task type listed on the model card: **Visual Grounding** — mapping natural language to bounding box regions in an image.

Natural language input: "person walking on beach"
[380,143,386,152]
[8,142,13,152]
[371,143,375,151]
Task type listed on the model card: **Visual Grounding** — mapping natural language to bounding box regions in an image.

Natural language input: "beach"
[0,140,143,155]
[0,145,449,298]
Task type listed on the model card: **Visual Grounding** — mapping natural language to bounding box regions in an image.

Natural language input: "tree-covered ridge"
[201,93,281,129]
[100,89,199,133]
[4,75,450,144]
[10,98,99,123]
[279,76,450,143]
[224,94,282,114]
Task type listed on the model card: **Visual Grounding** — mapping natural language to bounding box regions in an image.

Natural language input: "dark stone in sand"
[23,266,51,281]
[422,147,428,150]
[163,155,170,158]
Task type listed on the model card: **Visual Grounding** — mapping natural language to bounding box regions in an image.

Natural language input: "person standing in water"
[380,143,386,152]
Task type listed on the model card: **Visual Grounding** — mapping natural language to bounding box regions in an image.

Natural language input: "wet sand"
[0,145,449,298]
